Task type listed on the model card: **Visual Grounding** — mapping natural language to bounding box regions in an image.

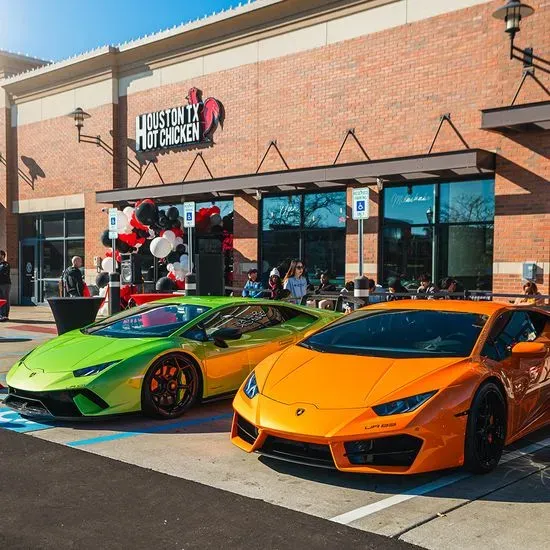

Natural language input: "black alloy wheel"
[464,382,507,474]
[142,353,201,419]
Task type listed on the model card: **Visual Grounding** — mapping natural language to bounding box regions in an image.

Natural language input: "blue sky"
[0,0,239,62]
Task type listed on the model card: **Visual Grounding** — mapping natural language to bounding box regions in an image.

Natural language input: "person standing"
[242,268,264,298]
[283,260,308,303]
[267,268,286,300]
[0,250,11,321]
[61,256,85,297]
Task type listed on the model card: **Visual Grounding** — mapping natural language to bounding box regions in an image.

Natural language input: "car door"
[481,310,550,438]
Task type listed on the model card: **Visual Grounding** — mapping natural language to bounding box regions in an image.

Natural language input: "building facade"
[0,0,549,303]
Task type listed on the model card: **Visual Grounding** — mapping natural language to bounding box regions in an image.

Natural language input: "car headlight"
[372,390,437,416]
[243,372,259,399]
[73,361,119,378]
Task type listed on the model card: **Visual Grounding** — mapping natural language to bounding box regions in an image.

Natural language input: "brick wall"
[2,0,549,297]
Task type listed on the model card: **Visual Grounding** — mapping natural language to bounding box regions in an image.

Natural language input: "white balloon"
[123,206,134,221]
[166,263,174,272]
[163,230,176,244]
[172,262,181,271]
[148,228,156,239]
[121,224,133,235]
[116,211,129,233]
[174,237,184,247]
[101,257,115,272]
[150,236,172,259]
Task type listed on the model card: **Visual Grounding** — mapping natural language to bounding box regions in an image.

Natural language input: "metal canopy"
[481,100,550,134]
[96,148,495,204]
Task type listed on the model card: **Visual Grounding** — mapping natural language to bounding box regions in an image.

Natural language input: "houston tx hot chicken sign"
[136,87,223,152]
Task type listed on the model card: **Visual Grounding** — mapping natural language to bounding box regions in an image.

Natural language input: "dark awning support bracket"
[256,140,290,174]
[182,152,214,182]
[510,66,549,105]
[427,113,470,154]
[135,160,165,187]
[333,128,370,165]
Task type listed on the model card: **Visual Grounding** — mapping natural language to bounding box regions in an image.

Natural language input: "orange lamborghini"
[231,300,550,475]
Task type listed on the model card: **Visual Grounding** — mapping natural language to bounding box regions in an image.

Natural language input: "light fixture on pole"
[492,2,549,74]
[426,207,434,224]
[68,107,95,143]
[376,177,384,192]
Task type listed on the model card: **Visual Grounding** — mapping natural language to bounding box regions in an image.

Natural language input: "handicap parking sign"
[352,188,370,220]
[183,202,195,228]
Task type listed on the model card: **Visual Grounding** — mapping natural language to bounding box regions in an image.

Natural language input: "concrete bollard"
[354,277,370,309]
[184,273,197,296]
[109,272,121,315]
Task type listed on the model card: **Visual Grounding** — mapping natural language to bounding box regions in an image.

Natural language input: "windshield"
[301,309,488,358]
[83,304,211,338]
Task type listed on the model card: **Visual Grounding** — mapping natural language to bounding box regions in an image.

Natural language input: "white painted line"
[331,436,550,525]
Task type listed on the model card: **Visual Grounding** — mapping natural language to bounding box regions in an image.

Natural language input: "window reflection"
[383,185,435,225]
[439,180,495,223]
[262,195,301,230]
[304,192,346,228]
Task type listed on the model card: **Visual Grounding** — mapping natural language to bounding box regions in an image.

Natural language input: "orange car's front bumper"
[231,391,470,475]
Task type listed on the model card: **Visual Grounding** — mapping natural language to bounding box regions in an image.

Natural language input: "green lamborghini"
[5,297,340,420]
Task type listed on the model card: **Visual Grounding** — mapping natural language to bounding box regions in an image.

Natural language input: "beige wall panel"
[327,1,407,44]
[406,0,491,23]
[160,57,204,86]
[13,194,85,214]
[74,79,114,109]
[204,42,258,75]
[258,22,327,61]
[41,89,75,120]
[119,69,161,97]
[15,99,42,126]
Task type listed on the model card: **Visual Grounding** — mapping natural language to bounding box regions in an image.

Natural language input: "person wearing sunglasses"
[283,259,308,303]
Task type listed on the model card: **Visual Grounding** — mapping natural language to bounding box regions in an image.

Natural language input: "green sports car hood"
[19,330,165,373]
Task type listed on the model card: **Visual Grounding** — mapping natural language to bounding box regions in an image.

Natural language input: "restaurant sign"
[136,87,223,152]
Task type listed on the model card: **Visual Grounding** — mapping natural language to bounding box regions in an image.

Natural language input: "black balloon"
[101,229,112,247]
[166,251,180,263]
[222,213,234,233]
[158,215,170,229]
[95,272,110,289]
[172,219,181,229]
[175,244,186,254]
[211,225,223,235]
[116,239,131,253]
[135,201,159,226]
[167,206,179,221]
[156,276,176,292]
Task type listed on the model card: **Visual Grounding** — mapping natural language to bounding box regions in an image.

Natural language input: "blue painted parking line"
[66,413,233,447]
[0,407,56,433]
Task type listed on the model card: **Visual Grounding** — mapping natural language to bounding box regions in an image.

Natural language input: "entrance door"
[20,243,38,305]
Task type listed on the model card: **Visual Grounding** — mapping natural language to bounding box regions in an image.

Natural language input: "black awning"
[481,101,550,135]
[96,148,495,204]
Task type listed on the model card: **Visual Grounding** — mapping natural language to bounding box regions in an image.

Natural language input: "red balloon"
[118,232,138,247]
[172,228,184,238]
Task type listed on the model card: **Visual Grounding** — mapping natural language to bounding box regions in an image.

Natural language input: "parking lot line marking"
[66,413,233,447]
[330,436,550,525]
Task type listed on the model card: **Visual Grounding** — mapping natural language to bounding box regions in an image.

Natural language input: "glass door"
[20,242,38,305]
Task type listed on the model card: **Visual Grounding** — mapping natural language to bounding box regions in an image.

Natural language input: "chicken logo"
[186,87,224,140]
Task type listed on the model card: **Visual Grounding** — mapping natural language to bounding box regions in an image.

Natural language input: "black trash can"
[47,297,105,336]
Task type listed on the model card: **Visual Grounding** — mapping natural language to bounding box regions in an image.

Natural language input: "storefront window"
[262,195,301,230]
[19,210,85,304]
[382,180,494,290]
[42,213,64,238]
[261,191,346,286]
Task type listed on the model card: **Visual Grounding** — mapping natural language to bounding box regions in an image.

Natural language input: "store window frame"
[379,177,495,291]
[19,210,85,304]
[259,187,347,286]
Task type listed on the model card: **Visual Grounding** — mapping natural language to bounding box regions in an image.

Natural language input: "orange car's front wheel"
[464,382,506,474]
[142,353,201,419]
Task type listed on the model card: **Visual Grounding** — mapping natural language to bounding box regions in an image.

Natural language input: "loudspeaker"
[120,254,143,285]
[195,254,224,296]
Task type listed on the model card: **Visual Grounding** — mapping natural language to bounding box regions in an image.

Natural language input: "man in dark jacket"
[0,250,11,321]
[62,256,85,297]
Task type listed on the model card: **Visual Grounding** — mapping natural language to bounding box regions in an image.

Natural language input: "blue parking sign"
[186,212,193,221]
[356,200,365,212]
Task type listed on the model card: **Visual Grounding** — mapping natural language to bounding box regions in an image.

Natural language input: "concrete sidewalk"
[0,306,58,378]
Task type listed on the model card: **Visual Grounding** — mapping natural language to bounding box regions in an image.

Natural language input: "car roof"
[362,299,509,316]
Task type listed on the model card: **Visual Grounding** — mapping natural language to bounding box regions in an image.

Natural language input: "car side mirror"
[511,341,546,357]
[211,328,242,348]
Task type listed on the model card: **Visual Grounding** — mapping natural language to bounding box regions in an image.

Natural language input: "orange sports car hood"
[262,345,466,409]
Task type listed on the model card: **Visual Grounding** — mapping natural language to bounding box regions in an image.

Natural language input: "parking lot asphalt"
[0,428,420,550]
[1,313,550,549]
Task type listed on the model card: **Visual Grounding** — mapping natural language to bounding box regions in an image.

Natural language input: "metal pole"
[188,227,194,273]
[358,218,364,277]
